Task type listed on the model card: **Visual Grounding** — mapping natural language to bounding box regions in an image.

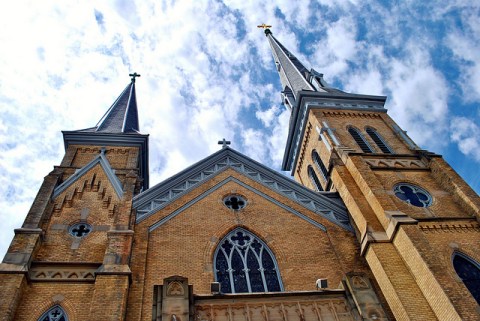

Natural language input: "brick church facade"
[1,29,479,321]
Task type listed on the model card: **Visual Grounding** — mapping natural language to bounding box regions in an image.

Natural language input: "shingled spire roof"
[265,29,315,100]
[88,81,140,133]
[62,75,149,189]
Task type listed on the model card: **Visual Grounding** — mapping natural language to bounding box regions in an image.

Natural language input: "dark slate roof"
[266,31,315,100]
[79,82,140,133]
[133,147,352,232]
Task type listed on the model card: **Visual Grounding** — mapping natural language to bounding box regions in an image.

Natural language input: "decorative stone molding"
[365,158,427,170]
[134,148,351,231]
[194,292,357,321]
[321,110,383,118]
[419,222,480,233]
[28,263,101,282]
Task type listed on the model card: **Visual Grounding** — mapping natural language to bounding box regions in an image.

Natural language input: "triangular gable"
[133,148,351,231]
[52,150,124,199]
[148,176,327,232]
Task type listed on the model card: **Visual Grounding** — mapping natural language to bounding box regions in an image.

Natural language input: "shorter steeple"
[62,74,149,189]
[88,77,140,133]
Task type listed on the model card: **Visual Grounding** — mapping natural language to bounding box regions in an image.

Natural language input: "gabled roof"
[52,149,124,199]
[133,147,352,232]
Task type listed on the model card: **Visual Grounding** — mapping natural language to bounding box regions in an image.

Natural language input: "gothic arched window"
[38,305,68,321]
[348,127,373,153]
[312,150,328,181]
[308,165,323,191]
[366,127,393,154]
[453,252,480,304]
[214,228,283,294]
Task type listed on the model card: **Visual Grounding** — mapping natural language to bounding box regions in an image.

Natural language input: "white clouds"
[0,0,479,262]
[450,117,480,161]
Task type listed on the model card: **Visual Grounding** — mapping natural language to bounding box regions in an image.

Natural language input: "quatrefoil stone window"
[223,195,247,210]
[394,183,432,207]
[68,222,92,238]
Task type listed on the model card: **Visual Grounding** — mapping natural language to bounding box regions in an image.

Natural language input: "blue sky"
[0,0,479,259]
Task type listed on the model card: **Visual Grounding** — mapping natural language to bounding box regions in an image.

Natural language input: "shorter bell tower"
[0,76,149,321]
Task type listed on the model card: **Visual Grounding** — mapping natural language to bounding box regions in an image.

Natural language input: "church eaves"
[133,147,352,232]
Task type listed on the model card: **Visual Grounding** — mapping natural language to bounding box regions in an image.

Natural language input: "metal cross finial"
[218,138,231,148]
[129,72,141,83]
[257,23,272,29]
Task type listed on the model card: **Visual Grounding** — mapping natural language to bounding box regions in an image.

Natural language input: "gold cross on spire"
[257,23,272,29]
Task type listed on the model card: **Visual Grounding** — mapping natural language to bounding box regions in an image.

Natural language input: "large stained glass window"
[453,252,480,304]
[214,228,283,294]
[38,305,68,321]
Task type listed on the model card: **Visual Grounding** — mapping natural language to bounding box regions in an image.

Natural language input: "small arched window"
[214,228,283,294]
[308,165,323,191]
[312,150,328,181]
[366,127,393,154]
[348,127,373,153]
[453,252,480,304]
[38,305,68,321]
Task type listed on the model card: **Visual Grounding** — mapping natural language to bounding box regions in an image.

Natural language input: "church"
[0,28,479,321]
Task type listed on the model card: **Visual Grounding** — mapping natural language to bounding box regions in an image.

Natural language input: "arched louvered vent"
[348,127,373,153]
[312,150,328,180]
[308,166,323,191]
[453,252,480,304]
[366,127,393,154]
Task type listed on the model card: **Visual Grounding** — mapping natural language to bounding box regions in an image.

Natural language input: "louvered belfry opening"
[348,127,373,153]
[308,165,323,191]
[366,127,393,154]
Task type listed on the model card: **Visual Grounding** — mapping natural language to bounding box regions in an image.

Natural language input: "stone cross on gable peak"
[218,138,231,149]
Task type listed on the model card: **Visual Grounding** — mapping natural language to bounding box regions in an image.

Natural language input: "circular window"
[68,222,92,238]
[393,183,432,207]
[223,195,247,210]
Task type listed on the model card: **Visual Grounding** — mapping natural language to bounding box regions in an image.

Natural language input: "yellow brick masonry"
[0,145,141,320]
[125,168,375,320]
[294,108,480,320]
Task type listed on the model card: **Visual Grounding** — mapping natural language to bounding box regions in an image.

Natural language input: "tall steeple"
[62,75,149,189]
[264,28,387,172]
[82,78,140,133]
[265,29,314,106]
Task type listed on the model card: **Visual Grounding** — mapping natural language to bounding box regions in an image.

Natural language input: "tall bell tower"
[265,28,480,320]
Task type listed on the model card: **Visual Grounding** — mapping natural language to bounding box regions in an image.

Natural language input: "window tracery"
[393,183,432,207]
[37,305,67,321]
[214,228,282,294]
[453,252,480,304]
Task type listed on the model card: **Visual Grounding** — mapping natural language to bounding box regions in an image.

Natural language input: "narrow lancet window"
[308,165,323,191]
[312,150,328,181]
[38,305,68,321]
[214,228,283,294]
[366,127,393,154]
[348,127,373,153]
[453,252,480,304]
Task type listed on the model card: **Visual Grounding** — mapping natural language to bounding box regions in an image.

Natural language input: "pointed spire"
[265,29,315,103]
[94,76,140,133]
